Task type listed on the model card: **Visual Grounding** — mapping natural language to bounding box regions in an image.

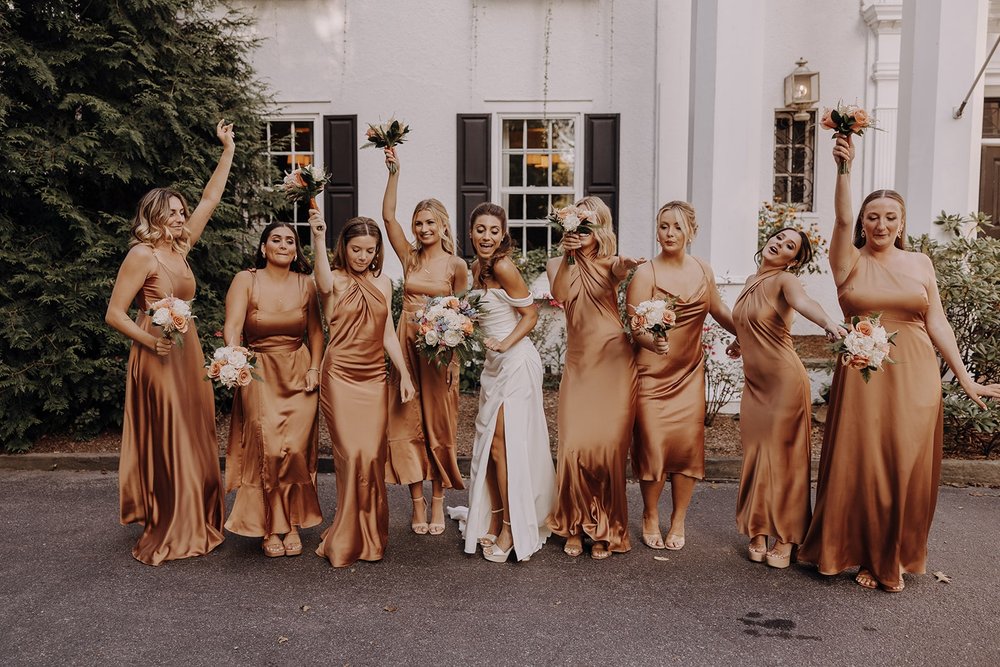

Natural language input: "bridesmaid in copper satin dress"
[381,148,469,536]
[626,201,736,551]
[222,222,325,558]
[799,135,1000,592]
[309,212,416,567]
[728,229,844,568]
[105,120,234,565]
[546,196,645,559]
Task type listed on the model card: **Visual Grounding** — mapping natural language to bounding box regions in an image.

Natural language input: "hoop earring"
[860,229,866,239]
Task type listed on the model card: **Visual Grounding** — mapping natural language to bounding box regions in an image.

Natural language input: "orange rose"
[662,311,677,327]
[236,366,253,387]
[854,320,874,336]
[461,320,473,335]
[850,108,869,132]
[848,354,870,369]
[171,313,188,333]
[630,314,647,331]
[820,109,836,130]
[207,360,223,379]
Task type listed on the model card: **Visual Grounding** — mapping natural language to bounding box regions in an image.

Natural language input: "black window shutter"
[584,113,620,236]
[456,114,491,258]
[322,115,359,245]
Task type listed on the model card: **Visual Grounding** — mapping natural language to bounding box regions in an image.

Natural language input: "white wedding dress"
[448,288,555,560]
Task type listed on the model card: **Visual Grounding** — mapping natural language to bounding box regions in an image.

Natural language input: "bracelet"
[307,367,320,372]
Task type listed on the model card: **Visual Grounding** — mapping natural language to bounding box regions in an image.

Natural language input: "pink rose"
[171,313,188,333]
[236,366,253,387]
[662,310,677,327]
[848,354,870,370]
[850,108,869,132]
[207,360,223,379]
[820,109,836,130]
[855,320,874,336]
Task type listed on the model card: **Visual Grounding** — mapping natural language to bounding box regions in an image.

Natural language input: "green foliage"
[0,1,278,451]
[512,246,560,287]
[757,201,828,275]
[914,211,1000,455]
[702,322,744,427]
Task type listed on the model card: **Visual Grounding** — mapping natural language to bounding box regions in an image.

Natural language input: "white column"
[896,0,989,238]
[862,2,903,191]
[687,0,763,281]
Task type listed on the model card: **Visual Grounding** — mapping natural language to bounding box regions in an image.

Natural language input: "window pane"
[552,119,575,152]
[526,154,549,187]
[504,120,523,149]
[527,120,548,149]
[525,225,550,253]
[774,117,791,145]
[552,152,574,187]
[526,194,548,220]
[508,194,524,220]
[294,154,314,168]
[272,155,293,175]
[552,193,573,210]
[294,123,314,152]
[509,223,527,250]
[270,121,292,151]
[505,154,524,187]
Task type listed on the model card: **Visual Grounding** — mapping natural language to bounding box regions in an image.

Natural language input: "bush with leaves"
[911,212,1000,456]
[0,1,279,451]
[701,322,744,426]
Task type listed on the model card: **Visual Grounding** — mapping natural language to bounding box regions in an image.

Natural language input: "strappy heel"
[478,508,504,547]
[428,495,446,536]
[483,521,513,563]
[411,497,429,535]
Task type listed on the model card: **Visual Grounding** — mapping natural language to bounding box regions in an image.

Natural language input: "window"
[265,120,316,245]
[773,110,816,211]
[500,117,579,254]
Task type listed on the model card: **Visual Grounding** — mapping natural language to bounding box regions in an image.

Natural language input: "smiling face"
[761,229,803,268]
[165,196,187,239]
[860,197,904,250]
[346,234,378,274]
[413,210,441,247]
[260,226,297,268]
[471,214,505,259]
[656,208,688,253]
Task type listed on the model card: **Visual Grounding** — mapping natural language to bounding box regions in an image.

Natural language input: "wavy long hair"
[754,227,813,275]
[854,189,907,250]
[573,196,617,258]
[332,217,384,277]
[405,198,456,275]
[129,188,191,253]
[470,202,514,290]
[252,221,313,274]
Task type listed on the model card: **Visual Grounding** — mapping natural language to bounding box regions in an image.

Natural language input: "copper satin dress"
[799,255,943,588]
[316,276,392,567]
[732,269,812,545]
[224,270,322,538]
[118,251,224,565]
[547,252,637,552]
[632,258,711,481]
[384,264,464,490]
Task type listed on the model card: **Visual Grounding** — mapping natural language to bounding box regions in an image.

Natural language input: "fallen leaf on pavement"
[654,556,669,562]
[933,571,952,584]
[383,605,398,612]
[277,636,289,644]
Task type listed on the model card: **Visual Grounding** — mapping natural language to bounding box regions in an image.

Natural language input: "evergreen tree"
[0,0,279,450]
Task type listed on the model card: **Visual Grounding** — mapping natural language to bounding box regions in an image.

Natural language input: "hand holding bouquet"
[206,345,258,389]
[547,205,597,265]
[412,294,483,366]
[361,118,411,174]
[821,102,878,174]
[281,164,328,210]
[832,312,897,383]
[147,296,194,347]
[630,298,678,340]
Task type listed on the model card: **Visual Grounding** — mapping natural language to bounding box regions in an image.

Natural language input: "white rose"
[171,299,191,317]
[151,307,170,326]
[214,347,229,361]
[562,213,580,232]
[871,327,888,345]
[443,329,464,347]
[424,330,440,347]
[225,349,248,369]
[219,364,239,385]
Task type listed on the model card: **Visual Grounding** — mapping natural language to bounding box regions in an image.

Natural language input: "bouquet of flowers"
[205,345,258,389]
[281,164,328,210]
[147,296,194,346]
[546,205,597,265]
[361,118,411,174]
[821,102,878,174]
[412,294,483,366]
[832,312,897,383]
[629,298,678,340]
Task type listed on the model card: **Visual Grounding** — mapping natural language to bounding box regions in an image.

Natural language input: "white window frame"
[265,117,320,242]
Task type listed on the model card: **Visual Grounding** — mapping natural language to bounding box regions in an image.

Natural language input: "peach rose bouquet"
[281,164,328,211]
[546,205,597,265]
[821,102,878,174]
[629,298,678,342]
[361,118,411,174]
[205,345,258,389]
[412,293,483,366]
[147,296,195,347]
[832,312,897,383]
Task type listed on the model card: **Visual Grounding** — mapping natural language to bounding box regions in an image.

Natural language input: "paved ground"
[1,471,998,666]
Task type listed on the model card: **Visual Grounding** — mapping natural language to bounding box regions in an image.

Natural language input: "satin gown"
[385,264,464,490]
[224,270,323,538]
[316,277,392,567]
[632,258,711,481]
[118,251,224,565]
[459,288,555,561]
[732,269,812,545]
[547,253,637,553]
[799,255,943,589]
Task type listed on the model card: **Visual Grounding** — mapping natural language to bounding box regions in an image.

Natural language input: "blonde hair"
[129,188,191,254]
[656,200,698,243]
[573,196,617,258]
[405,198,456,275]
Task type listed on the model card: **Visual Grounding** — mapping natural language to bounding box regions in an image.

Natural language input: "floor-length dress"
[732,269,812,544]
[119,251,224,565]
[224,270,322,538]
[799,255,943,588]
[459,288,555,560]
[385,266,464,490]
[632,259,711,481]
[316,276,392,567]
[547,253,637,552]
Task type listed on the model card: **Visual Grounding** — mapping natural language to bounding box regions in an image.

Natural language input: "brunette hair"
[656,200,698,243]
[854,189,907,250]
[754,227,814,275]
[253,222,312,273]
[470,202,514,290]
[129,188,191,253]
[332,217,384,276]
[572,196,617,258]
[405,198,456,275]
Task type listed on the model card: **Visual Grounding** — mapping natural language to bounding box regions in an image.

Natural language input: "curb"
[3,453,999,487]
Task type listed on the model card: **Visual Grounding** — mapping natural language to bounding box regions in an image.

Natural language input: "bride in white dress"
[451,202,556,562]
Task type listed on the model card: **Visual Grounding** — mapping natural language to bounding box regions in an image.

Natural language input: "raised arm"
[379,276,415,402]
[546,233,582,303]
[612,254,647,281]
[829,134,860,287]
[308,208,333,297]
[381,147,415,264]
[778,273,846,339]
[105,245,172,356]
[626,263,668,354]
[222,270,252,347]
[186,120,236,248]
[485,258,538,353]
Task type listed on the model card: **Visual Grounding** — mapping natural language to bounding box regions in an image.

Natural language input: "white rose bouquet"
[412,294,483,366]
[629,298,678,341]
[546,205,597,265]
[147,296,195,346]
[832,312,897,383]
[205,345,259,389]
